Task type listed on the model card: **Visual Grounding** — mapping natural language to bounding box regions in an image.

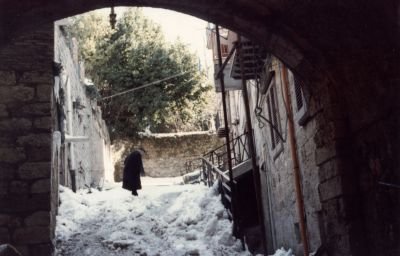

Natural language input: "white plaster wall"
[54,22,113,189]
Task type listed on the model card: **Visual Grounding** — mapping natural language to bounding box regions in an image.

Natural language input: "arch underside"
[1,0,397,85]
[0,0,399,255]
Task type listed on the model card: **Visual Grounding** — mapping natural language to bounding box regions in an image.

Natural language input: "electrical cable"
[100,70,190,101]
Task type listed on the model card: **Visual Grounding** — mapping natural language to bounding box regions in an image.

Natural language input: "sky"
[142,8,209,56]
[141,8,213,75]
[105,7,213,75]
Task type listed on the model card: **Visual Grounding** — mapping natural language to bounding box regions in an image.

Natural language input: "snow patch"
[270,248,294,256]
[56,181,252,256]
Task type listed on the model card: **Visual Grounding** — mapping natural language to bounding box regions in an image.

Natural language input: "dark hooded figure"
[122,148,145,196]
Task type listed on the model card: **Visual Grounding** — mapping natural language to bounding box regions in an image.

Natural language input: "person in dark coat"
[122,148,146,196]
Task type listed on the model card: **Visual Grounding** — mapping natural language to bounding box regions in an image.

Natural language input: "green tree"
[70,8,212,138]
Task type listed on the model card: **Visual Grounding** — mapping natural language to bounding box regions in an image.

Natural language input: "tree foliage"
[70,8,213,138]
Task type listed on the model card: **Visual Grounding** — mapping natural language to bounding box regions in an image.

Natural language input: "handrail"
[204,132,251,169]
[200,153,242,245]
[205,132,248,156]
[201,157,230,181]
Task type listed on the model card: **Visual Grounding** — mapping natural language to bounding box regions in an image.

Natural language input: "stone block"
[14,246,28,256]
[315,145,337,166]
[0,193,50,213]
[19,71,52,84]
[0,147,26,164]
[318,176,343,202]
[329,120,348,140]
[24,211,50,226]
[13,227,51,245]
[313,126,329,148]
[33,117,52,130]
[10,180,29,194]
[318,158,341,183]
[0,227,10,243]
[0,71,16,86]
[29,243,54,256]
[31,179,51,194]
[0,214,22,229]
[10,218,23,229]
[0,104,8,117]
[17,134,51,147]
[14,103,51,117]
[26,147,51,161]
[327,234,351,256]
[0,164,15,180]
[0,118,32,132]
[0,136,16,147]
[0,244,23,256]
[0,182,7,196]
[0,214,11,226]
[0,86,34,103]
[36,84,52,102]
[18,162,51,180]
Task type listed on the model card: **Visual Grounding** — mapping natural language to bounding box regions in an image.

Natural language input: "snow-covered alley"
[55,177,253,256]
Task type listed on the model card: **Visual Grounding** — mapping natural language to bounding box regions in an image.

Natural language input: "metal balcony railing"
[200,156,241,240]
[203,132,250,171]
[197,132,252,247]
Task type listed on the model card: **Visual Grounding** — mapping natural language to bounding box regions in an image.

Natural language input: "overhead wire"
[100,70,190,101]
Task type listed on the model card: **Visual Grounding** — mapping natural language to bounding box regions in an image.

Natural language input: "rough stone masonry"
[0,1,399,255]
[0,25,55,255]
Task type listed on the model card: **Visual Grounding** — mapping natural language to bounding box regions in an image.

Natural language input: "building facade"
[207,26,333,255]
[54,20,114,191]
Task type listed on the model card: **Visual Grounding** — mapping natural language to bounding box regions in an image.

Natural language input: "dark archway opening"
[0,1,399,256]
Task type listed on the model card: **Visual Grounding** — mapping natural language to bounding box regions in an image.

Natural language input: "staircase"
[201,132,265,254]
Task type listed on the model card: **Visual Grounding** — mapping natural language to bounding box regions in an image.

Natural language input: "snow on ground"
[56,178,251,256]
[270,248,294,256]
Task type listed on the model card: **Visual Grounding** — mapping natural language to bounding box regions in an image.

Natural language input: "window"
[293,75,304,111]
[221,44,229,57]
[292,74,309,126]
[266,79,282,151]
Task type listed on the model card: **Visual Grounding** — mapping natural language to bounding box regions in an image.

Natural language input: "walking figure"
[122,147,146,196]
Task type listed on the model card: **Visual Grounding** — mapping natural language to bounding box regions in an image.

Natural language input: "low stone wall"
[113,132,223,181]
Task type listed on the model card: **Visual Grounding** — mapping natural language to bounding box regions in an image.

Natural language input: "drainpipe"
[236,35,267,253]
[65,78,90,191]
[66,76,74,166]
[281,64,310,255]
[215,24,237,235]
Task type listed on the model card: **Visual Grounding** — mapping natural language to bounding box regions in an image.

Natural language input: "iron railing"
[199,132,251,246]
[181,158,203,176]
[201,157,239,228]
[203,132,250,171]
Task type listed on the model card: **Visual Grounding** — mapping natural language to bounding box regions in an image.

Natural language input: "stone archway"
[0,1,399,255]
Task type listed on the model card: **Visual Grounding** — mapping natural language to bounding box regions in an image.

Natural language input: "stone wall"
[228,58,325,254]
[332,55,400,255]
[54,21,113,190]
[113,132,223,180]
[226,51,400,255]
[0,25,55,255]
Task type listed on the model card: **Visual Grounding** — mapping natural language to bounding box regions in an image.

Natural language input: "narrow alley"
[1,1,399,256]
[55,178,252,256]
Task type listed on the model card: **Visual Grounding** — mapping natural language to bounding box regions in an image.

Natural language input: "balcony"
[214,62,242,92]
